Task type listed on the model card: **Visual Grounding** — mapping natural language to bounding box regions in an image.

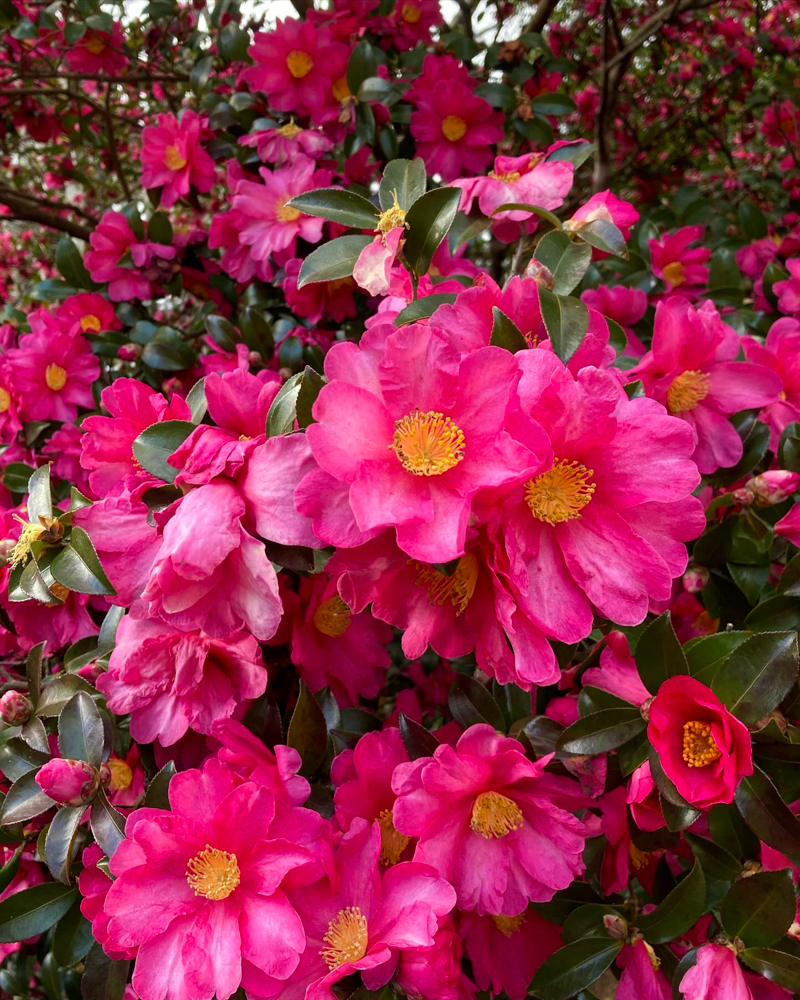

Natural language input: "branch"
[104,83,133,202]
[0,68,189,83]
[528,0,561,33]
[0,185,98,224]
[604,0,717,72]
[0,191,92,240]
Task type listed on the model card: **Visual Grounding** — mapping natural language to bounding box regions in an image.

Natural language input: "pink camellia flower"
[451,151,574,223]
[283,258,357,325]
[734,470,800,507]
[410,82,504,182]
[56,292,120,336]
[7,328,98,422]
[742,318,800,449]
[627,760,665,832]
[242,19,343,123]
[679,944,754,1000]
[301,323,543,563]
[140,110,216,208]
[629,297,782,473]
[0,690,32,725]
[392,724,588,915]
[565,190,639,245]
[135,480,283,641]
[458,908,562,1000]
[379,0,443,50]
[775,502,800,546]
[101,757,329,1000]
[395,918,475,1000]
[273,818,456,1000]
[79,844,136,961]
[649,225,710,293]
[761,100,800,149]
[211,718,310,808]
[7,587,98,653]
[80,378,191,498]
[36,758,99,806]
[84,211,178,302]
[0,360,22,440]
[331,728,411,865]
[42,423,89,492]
[773,258,800,317]
[648,675,753,808]
[100,616,267,747]
[588,786,660,896]
[353,225,406,297]
[582,631,651,706]
[616,938,670,1000]
[290,573,392,706]
[104,745,146,809]
[239,122,335,166]
[581,284,648,356]
[736,237,780,281]
[65,20,128,75]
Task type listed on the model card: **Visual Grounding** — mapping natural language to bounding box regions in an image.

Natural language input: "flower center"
[682,720,721,768]
[667,370,710,413]
[392,410,465,476]
[45,363,67,391]
[313,595,352,637]
[332,76,351,102]
[492,913,526,938]
[107,758,133,791]
[276,199,302,223]
[286,50,314,79]
[186,845,240,900]
[84,32,106,55]
[441,114,467,142]
[321,906,369,970]
[163,144,188,171]
[378,808,410,866]
[628,841,652,870]
[276,120,302,139]
[662,260,687,287]
[488,170,521,183]
[0,388,11,413]
[400,1,422,22]
[470,791,523,839]
[9,520,45,568]
[414,551,479,616]
[377,193,407,235]
[525,459,595,525]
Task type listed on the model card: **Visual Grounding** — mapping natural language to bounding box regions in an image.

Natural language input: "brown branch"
[603,0,717,72]
[0,191,92,240]
[0,68,189,82]
[0,185,98,223]
[528,0,562,33]
[104,83,133,202]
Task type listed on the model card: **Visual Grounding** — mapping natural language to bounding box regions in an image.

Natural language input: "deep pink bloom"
[100,616,266,747]
[105,744,146,808]
[736,237,779,281]
[80,844,136,961]
[0,689,32,725]
[42,422,88,491]
[773,258,800,316]
[452,152,574,222]
[80,378,191,498]
[239,124,334,166]
[65,20,128,74]
[7,328,98,422]
[649,226,710,293]
[56,292,120,336]
[84,211,178,302]
[648,675,753,808]
[410,82,504,182]
[589,786,659,896]
[283,258,357,325]
[212,718,310,807]
[102,757,329,1000]
[403,54,474,106]
[566,190,639,243]
[7,586,97,652]
[630,298,782,473]
[392,724,588,915]
[140,110,216,208]
[582,630,651,706]
[36,757,98,806]
[581,284,648,356]
[617,938,670,1000]
[679,945,752,1000]
[626,761,665,831]
[775,502,800,545]
[761,100,800,148]
[395,918,475,1000]
[375,0,443,50]
[458,908,562,1000]
[742,318,800,449]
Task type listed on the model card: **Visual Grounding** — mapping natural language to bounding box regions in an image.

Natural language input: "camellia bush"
[2,0,800,998]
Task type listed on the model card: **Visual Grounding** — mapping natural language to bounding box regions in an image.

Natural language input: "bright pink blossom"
[80,844,136,961]
[36,757,98,806]
[353,226,405,297]
[742,318,800,449]
[84,211,178,302]
[566,190,639,242]
[56,292,120,336]
[582,631,651,706]
[7,328,98,422]
[581,285,648,356]
[626,761,665,832]
[140,110,216,208]
[649,225,710,293]
[65,20,128,74]
[773,258,800,316]
[212,718,310,807]
[395,918,475,1000]
[240,124,334,166]
[679,944,752,1000]
[451,152,574,223]
[42,422,89,491]
[617,938,670,1000]
[283,259,357,325]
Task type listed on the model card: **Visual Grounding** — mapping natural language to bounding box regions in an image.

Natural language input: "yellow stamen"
[108,758,133,791]
[276,199,301,223]
[400,1,422,22]
[163,145,187,171]
[286,50,313,79]
[313,595,352,637]
[442,115,467,142]
[0,388,11,413]
[414,551,479,616]
[276,120,302,139]
[662,261,687,287]
[378,808,410,866]
[45,363,67,391]
[80,314,102,332]
[392,410,465,476]
[84,33,106,55]
[492,913,526,937]
[628,841,651,870]
[186,845,240,900]
[377,191,406,235]
[667,370,710,413]
[682,720,722,768]
[525,459,595,525]
[332,76,351,102]
[488,170,521,183]
[470,791,523,839]
[9,520,45,569]
[643,940,661,971]
[321,906,368,969]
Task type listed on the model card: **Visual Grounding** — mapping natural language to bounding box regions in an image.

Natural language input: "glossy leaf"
[448,674,505,732]
[721,868,796,947]
[380,158,427,211]
[529,936,622,1000]
[394,293,458,325]
[0,770,54,826]
[287,681,328,777]
[266,371,303,437]
[538,287,589,363]
[557,708,646,755]
[51,525,116,596]
[742,948,800,992]
[712,631,799,725]
[684,631,750,686]
[52,897,95,966]
[635,611,688,694]
[735,765,800,859]
[575,219,628,258]
[683,831,742,881]
[44,804,85,884]
[297,235,373,288]
[27,463,53,522]
[131,419,195,485]
[0,882,76,943]
[490,307,528,353]
[286,188,379,229]
[143,761,176,811]
[81,943,130,1000]
[399,713,439,760]
[404,186,462,277]
[638,862,706,943]
[36,674,96,717]
[89,791,126,859]
[58,691,104,767]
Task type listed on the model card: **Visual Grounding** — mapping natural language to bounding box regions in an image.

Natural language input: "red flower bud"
[35,758,99,807]
[0,690,32,725]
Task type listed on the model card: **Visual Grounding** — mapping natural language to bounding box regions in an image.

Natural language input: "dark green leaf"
[51,525,116,596]
[529,936,622,1000]
[55,236,92,289]
[683,831,742,881]
[36,674,96,717]
[144,761,176,810]
[494,202,562,230]
[206,314,239,351]
[0,738,48,782]
[81,943,130,1000]
[131,419,195,484]
[58,691,104,767]
[44,804,85,884]
[142,339,195,372]
[52,897,94,966]
[380,158,427,212]
[490,307,528,353]
[742,948,800,991]
[557,708,646,755]
[708,802,760,860]
[448,674,505,732]
[3,461,35,494]
[739,201,768,240]
[712,631,799,725]
[735,765,800,859]
[298,235,373,288]
[685,631,750,685]
[90,790,126,858]
[530,92,577,115]
[635,611,688,694]
[404,186,462,277]
[218,21,249,62]
[638,862,706,943]
[538,288,589,363]
[148,210,172,245]
[190,53,215,93]
[473,81,516,109]
[574,219,628,259]
[266,372,303,437]
[398,713,439,760]
[0,770,53,825]
[0,883,76,943]
[779,422,800,473]
[296,367,327,430]
[26,641,45,706]
[561,903,624,943]
[346,38,378,95]
[721,868,796,947]
[287,681,328,777]
[394,293,458,325]
[287,188,378,229]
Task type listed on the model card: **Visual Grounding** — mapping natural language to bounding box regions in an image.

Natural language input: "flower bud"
[746,471,800,506]
[603,913,628,939]
[35,758,100,807]
[524,258,555,290]
[0,690,32,725]
[118,343,142,362]
[683,564,710,593]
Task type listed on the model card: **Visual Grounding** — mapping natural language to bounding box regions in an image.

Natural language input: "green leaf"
[3,461,35,493]
[51,525,116,596]
[81,943,130,1000]
[0,845,22,895]
[55,236,92,289]
[546,142,595,167]
[557,708,646,755]
[296,367,327,430]
[218,21,249,62]
[399,713,440,760]
[58,691,104,767]
[493,202,562,230]
[763,261,788,311]
[190,53,215,93]
[0,770,54,826]
[52,897,94,966]
[404,186,462,277]
[712,631,799,725]
[142,339,195,372]
[721,868,796,947]
[144,761,176,810]
[683,831,742,881]
[26,640,45,707]
[538,287,590,363]
[635,612,688,695]
[473,81,516,109]
[735,765,800,859]
[90,791,126,858]
[708,802,760,860]
[531,92,576,116]
[394,293,458,326]
[346,38,378,95]
[779,422,800,473]
[574,219,628,259]
[27,463,53,522]
[44,804,85,884]
[742,948,800,992]
[448,674,505,732]
[287,681,328,777]
[685,631,750,685]
[529,937,622,1000]
[0,883,77,943]
[380,158,427,212]
[298,235,373,288]
[206,314,239,351]
[533,231,593,294]
[739,201,768,240]
[36,674,96,717]
[266,372,303,437]
[490,307,528,353]
[148,210,172,245]
[561,903,624,943]
[131,419,196,484]
[638,862,706,943]
[0,739,49,782]
[287,188,379,229]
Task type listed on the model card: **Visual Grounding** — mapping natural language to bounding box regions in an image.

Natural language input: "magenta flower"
[581,284,647,356]
[649,225,710,293]
[7,328,98,422]
[353,226,405,297]
[212,718,310,807]
[452,151,574,222]
[776,502,800,545]
[277,819,456,1000]
[410,82,504,182]
[303,323,542,563]
[42,423,89,492]
[102,757,329,1000]
[36,757,99,806]
[7,586,97,652]
[283,258,357,325]
[773,257,800,316]
[630,297,782,473]
[392,724,589,915]
[64,20,128,75]
[140,110,216,208]
[627,761,665,832]
[616,938,671,1000]
[581,630,651,706]
[742,318,800,449]
[99,616,266,747]
[55,292,120,336]
[80,377,191,498]
[395,919,474,1000]
[566,189,639,241]
[84,211,178,301]
[104,745,146,808]
[679,944,753,1000]
[239,123,334,166]
[79,844,136,961]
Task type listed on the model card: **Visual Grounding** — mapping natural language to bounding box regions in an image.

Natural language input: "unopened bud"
[639,695,653,722]
[746,471,800,506]
[118,343,142,362]
[603,913,628,939]
[248,351,262,366]
[35,758,100,807]
[0,690,32,725]
[524,258,555,290]
[683,564,710,593]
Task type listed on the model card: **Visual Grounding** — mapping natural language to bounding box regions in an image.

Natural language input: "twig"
[104,83,132,202]
[0,190,92,239]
